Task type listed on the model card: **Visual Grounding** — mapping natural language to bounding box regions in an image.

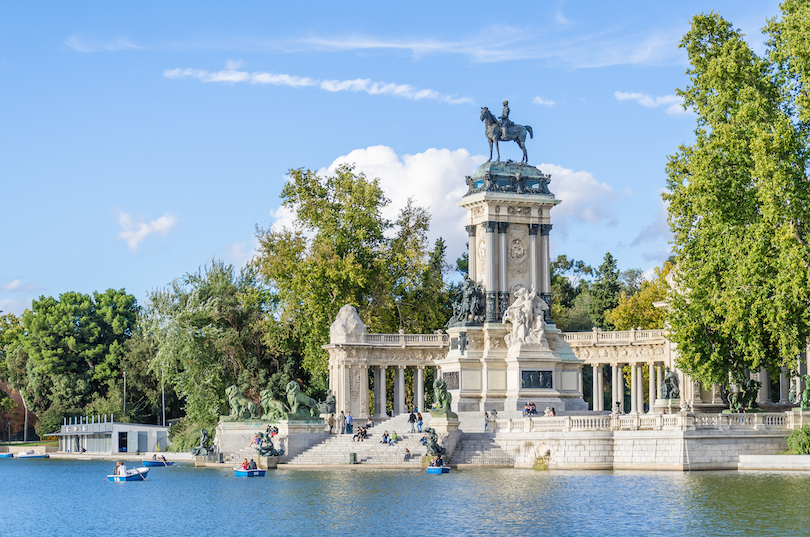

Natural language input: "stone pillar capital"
[465,224,477,236]
[540,224,553,236]
[497,221,510,234]
[528,223,540,236]
[483,220,498,233]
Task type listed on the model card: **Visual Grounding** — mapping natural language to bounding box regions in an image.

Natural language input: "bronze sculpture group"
[480,101,534,164]
[222,380,322,422]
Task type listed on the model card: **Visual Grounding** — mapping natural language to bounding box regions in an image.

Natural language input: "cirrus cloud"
[116,210,179,252]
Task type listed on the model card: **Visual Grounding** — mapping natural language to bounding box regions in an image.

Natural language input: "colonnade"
[591,362,667,414]
[466,220,552,322]
[336,365,434,418]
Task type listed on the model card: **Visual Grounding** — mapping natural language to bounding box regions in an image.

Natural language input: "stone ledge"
[738,454,810,471]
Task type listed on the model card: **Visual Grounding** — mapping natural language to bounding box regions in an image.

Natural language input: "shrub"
[787,425,810,455]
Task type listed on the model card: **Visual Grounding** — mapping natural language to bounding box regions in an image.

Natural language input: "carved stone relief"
[571,344,665,361]
[507,224,528,276]
[507,206,531,216]
[471,205,485,217]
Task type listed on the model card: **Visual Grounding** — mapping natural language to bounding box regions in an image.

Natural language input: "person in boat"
[118,462,128,476]
[160,455,167,462]
[248,459,257,470]
[241,458,249,470]
[113,461,121,475]
[435,456,445,467]
[152,454,157,460]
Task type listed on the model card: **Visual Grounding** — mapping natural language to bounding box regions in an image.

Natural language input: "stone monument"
[436,102,586,413]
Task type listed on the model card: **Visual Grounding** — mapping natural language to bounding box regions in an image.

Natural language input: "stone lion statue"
[260,387,286,422]
[428,377,458,419]
[223,385,259,421]
[285,381,319,419]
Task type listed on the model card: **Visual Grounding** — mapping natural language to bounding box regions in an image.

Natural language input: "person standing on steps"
[346,411,353,434]
[408,410,417,433]
[338,411,346,435]
[416,412,423,433]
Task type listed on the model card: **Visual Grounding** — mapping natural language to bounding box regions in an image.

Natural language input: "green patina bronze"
[428,378,458,419]
[255,426,284,457]
[222,385,261,421]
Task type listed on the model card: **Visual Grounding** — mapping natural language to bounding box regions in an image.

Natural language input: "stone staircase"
[451,432,516,466]
[286,413,431,466]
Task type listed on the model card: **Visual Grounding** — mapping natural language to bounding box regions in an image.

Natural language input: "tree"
[255,165,453,388]
[550,255,593,331]
[664,7,810,385]
[588,253,622,330]
[141,260,285,427]
[10,290,137,418]
[606,263,672,330]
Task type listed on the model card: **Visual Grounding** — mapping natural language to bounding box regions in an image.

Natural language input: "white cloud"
[65,34,143,53]
[2,279,22,291]
[269,146,484,264]
[538,163,618,229]
[164,63,470,104]
[1,278,41,294]
[116,211,179,252]
[532,96,556,107]
[614,91,688,116]
[0,298,32,316]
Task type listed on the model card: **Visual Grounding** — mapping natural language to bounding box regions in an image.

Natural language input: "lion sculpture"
[224,385,259,421]
[260,387,286,422]
[428,377,458,419]
[285,381,319,420]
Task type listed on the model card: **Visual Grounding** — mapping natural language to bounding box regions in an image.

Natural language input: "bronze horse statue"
[480,107,533,164]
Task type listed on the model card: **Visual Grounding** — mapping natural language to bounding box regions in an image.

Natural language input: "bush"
[35,403,67,438]
[168,418,216,452]
[787,425,810,454]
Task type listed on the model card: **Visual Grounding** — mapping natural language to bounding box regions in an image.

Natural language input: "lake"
[2,459,809,536]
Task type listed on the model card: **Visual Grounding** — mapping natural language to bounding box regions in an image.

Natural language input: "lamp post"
[161,368,166,427]
[123,371,127,416]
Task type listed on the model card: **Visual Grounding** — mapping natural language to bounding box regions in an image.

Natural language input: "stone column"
[378,366,388,417]
[656,365,663,399]
[758,367,771,404]
[497,222,510,321]
[630,364,638,414]
[416,366,425,413]
[592,365,599,411]
[528,224,540,291]
[466,225,477,282]
[396,366,406,415]
[637,365,645,413]
[780,366,790,404]
[483,221,499,322]
[648,363,655,413]
[596,365,604,411]
[539,224,553,320]
[612,364,620,413]
[359,364,370,419]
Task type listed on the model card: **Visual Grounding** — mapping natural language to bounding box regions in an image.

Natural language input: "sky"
[0,1,783,315]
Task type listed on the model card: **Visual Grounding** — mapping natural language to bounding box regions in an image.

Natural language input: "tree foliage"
[588,253,622,330]
[255,165,452,387]
[607,263,672,330]
[664,7,810,384]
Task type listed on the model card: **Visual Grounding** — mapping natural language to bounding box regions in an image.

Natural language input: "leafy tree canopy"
[606,263,672,330]
[664,6,810,384]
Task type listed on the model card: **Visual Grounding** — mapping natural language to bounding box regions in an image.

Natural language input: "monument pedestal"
[654,398,681,414]
[215,419,327,463]
[428,417,462,463]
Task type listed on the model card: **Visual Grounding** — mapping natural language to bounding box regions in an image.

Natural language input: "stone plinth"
[273,420,329,461]
[429,417,462,462]
[654,398,681,414]
[215,420,267,459]
[259,455,279,469]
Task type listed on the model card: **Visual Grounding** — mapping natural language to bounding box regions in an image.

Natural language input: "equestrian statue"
[480,100,534,164]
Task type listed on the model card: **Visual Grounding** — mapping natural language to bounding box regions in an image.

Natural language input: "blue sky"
[0,1,782,314]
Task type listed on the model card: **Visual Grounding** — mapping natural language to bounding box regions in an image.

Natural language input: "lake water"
[3,459,809,536]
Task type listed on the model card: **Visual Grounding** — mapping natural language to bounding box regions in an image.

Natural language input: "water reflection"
[2,460,809,536]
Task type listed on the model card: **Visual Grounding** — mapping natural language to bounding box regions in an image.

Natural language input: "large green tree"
[664,6,810,384]
[588,253,622,330]
[255,165,453,388]
[8,289,137,419]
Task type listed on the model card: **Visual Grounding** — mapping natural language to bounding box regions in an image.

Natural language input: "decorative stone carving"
[447,277,484,327]
[502,286,548,349]
[507,225,528,276]
[330,304,366,344]
[662,367,680,399]
[572,344,665,361]
[477,238,486,269]
[464,160,552,196]
[471,205,485,217]
[507,206,531,216]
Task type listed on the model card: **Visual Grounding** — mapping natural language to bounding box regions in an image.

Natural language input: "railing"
[351,333,450,347]
[561,329,666,345]
[495,412,794,433]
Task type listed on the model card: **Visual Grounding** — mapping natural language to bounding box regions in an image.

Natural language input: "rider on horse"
[499,100,513,140]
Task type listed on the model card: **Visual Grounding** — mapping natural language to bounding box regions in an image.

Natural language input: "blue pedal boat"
[234,467,265,477]
[142,460,175,467]
[0,453,14,458]
[426,466,450,474]
[107,467,149,482]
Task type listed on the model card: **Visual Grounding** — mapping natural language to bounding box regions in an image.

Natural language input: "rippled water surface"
[3,459,810,536]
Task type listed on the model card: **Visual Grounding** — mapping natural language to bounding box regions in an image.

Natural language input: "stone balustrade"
[561,328,666,344]
[362,332,450,347]
[495,412,795,433]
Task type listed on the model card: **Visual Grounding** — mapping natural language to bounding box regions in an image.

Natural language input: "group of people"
[523,402,539,416]
[113,461,128,476]
[352,426,369,442]
[379,430,400,445]
[407,410,423,433]
[543,407,557,417]
[430,456,446,467]
[150,454,167,462]
[483,409,498,431]
[240,458,258,470]
[327,411,377,435]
